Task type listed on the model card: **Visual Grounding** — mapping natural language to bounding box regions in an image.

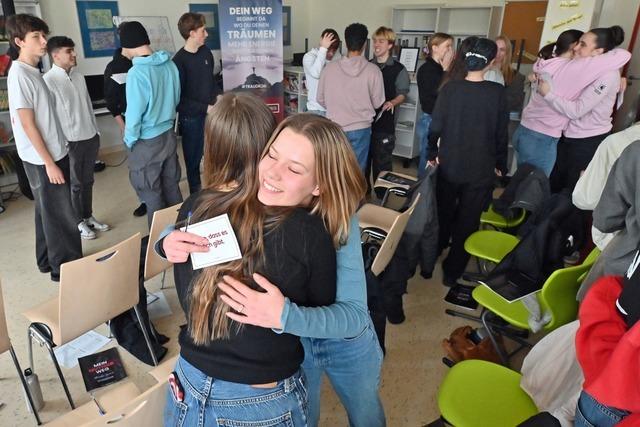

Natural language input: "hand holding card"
[180,214,243,270]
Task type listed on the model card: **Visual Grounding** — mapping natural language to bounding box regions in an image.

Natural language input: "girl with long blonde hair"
[162,95,349,426]
[218,113,386,427]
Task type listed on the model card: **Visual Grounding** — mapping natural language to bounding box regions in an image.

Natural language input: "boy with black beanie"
[428,37,508,286]
[120,21,183,227]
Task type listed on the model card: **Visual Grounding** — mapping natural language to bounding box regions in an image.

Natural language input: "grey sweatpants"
[68,133,100,220]
[128,130,183,227]
[23,155,83,278]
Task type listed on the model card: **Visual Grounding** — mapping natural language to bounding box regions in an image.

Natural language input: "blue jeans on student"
[575,391,629,427]
[164,356,308,427]
[179,114,206,194]
[512,124,559,177]
[344,127,372,171]
[416,112,433,179]
[301,321,385,427]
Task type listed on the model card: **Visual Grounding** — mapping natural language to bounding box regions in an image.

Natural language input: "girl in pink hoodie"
[539,26,628,192]
[513,28,630,176]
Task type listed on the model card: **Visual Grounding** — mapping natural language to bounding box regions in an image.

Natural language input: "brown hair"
[178,12,206,40]
[428,32,453,55]
[263,114,366,246]
[321,28,340,51]
[495,35,515,85]
[188,93,277,344]
[6,14,49,56]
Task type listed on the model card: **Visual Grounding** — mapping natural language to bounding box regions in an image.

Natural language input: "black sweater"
[173,46,221,116]
[428,80,508,185]
[416,57,444,115]
[175,192,336,384]
[103,49,132,117]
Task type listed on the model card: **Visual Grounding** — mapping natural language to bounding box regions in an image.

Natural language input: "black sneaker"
[94,160,106,172]
[51,273,60,282]
[133,203,147,217]
[39,266,52,274]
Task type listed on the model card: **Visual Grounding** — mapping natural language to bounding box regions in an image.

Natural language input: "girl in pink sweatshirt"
[513,28,630,176]
[539,25,628,192]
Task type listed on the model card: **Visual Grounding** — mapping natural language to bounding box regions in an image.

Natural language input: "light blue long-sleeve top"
[154,215,369,338]
[124,50,180,148]
[276,215,369,338]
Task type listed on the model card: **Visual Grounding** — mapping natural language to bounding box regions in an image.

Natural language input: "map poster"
[76,1,119,58]
[219,0,284,121]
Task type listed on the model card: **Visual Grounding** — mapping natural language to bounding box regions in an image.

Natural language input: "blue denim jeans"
[512,124,559,177]
[301,321,385,427]
[164,356,308,427]
[416,112,433,179]
[179,114,206,194]
[575,391,629,427]
[344,127,372,171]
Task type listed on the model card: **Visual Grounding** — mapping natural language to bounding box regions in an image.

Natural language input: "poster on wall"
[539,0,597,48]
[76,1,119,58]
[189,3,221,50]
[219,0,284,121]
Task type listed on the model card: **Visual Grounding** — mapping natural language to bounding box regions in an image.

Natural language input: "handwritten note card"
[181,214,242,270]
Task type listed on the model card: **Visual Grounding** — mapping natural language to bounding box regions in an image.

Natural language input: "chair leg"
[10,346,42,425]
[27,328,34,371]
[160,270,167,290]
[29,324,75,409]
[134,305,158,366]
[480,310,509,366]
[444,308,482,323]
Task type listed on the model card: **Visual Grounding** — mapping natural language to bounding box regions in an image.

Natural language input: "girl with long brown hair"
[162,93,343,426]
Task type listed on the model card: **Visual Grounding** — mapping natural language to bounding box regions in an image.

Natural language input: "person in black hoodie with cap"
[428,37,508,287]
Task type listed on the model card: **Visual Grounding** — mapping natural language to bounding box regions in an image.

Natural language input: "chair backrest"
[540,248,600,331]
[145,203,182,281]
[371,194,421,276]
[0,280,11,354]
[58,234,142,345]
[85,380,166,427]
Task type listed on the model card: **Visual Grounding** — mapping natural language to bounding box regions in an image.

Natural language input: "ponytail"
[538,29,583,59]
[590,25,625,52]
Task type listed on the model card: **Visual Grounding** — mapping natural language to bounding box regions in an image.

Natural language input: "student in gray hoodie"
[317,23,385,171]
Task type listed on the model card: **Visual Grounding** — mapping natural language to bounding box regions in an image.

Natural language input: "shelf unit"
[283,66,307,116]
[391,4,504,160]
[0,74,17,193]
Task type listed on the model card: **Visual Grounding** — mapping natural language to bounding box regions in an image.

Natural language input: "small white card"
[181,214,242,270]
[110,72,128,85]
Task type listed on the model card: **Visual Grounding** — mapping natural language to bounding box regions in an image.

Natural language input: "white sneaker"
[78,221,96,240]
[85,216,110,232]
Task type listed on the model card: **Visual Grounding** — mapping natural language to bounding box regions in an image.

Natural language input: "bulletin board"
[76,1,119,58]
[113,15,177,54]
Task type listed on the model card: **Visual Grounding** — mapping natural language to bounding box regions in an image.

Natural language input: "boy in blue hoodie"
[120,21,183,226]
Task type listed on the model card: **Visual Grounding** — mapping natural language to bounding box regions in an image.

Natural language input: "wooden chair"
[0,279,42,424]
[45,355,176,426]
[144,203,182,289]
[22,233,158,410]
[358,194,421,276]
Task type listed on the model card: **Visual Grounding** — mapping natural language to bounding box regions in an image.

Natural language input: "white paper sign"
[110,73,128,85]
[181,214,242,270]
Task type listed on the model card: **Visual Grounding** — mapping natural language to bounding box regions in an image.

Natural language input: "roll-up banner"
[219,0,284,121]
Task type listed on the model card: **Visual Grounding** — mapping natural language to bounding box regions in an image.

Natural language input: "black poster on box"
[78,348,127,392]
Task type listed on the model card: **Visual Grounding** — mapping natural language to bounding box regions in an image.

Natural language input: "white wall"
[596,0,640,50]
[39,0,310,76]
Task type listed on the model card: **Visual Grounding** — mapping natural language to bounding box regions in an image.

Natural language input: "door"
[501,1,549,66]
[614,5,640,131]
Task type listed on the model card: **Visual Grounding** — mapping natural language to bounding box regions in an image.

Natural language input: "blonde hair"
[188,93,278,344]
[428,32,453,55]
[495,35,515,85]
[262,114,366,247]
[373,26,396,44]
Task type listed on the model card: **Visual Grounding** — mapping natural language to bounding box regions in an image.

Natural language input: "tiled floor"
[0,151,500,426]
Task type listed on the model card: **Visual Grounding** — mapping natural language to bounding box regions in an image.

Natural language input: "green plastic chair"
[472,248,600,363]
[438,359,538,427]
[480,204,527,231]
[464,230,520,264]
